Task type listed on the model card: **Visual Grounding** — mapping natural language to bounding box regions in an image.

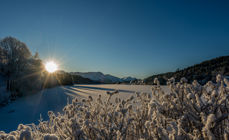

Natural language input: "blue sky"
[0,0,229,78]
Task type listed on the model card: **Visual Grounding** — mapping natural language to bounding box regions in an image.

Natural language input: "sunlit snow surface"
[0,84,168,132]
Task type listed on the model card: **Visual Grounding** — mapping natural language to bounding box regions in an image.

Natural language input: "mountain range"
[70,72,137,83]
[71,55,229,85]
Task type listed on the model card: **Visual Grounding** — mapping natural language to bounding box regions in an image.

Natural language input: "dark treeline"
[0,37,44,97]
[44,72,98,88]
[0,37,95,101]
[144,56,229,85]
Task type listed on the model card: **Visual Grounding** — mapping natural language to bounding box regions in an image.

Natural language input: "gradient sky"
[0,0,229,78]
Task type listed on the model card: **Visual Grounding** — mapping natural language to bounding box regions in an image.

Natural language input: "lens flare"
[45,61,58,73]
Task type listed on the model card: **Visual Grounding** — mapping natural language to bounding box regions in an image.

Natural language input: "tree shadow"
[71,85,135,94]
[61,86,95,97]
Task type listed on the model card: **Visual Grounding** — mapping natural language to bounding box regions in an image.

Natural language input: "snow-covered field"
[0,84,157,132]
[1,76,229,139]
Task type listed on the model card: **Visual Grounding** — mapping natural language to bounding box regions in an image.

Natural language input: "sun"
[45,61,58,73]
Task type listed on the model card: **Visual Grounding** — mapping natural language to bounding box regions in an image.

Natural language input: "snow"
[0,84,167,132]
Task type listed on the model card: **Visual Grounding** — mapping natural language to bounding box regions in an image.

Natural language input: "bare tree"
[0,37,32,77]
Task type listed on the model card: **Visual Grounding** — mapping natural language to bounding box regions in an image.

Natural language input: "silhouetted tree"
[0,37,32,77]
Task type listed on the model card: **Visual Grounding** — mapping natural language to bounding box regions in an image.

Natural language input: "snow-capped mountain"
[70,72,136,83]
[121,77,137,82]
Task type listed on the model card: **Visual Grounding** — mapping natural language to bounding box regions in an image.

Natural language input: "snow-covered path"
[0,84,154,132]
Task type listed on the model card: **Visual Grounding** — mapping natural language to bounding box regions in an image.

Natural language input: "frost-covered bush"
[150,75,229,140]
[0,75,229,140]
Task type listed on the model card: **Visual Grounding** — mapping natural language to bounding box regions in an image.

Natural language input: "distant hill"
[70,72,136,83]
[144,56,229,85]
[71,75,100,84]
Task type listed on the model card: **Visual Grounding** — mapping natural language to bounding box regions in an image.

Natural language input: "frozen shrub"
[180,77,188,83]
[1,75,229,139]
[19,130,32,140]
[153,77,160,86]
[43,134,59,140]
[6,135,17,140]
